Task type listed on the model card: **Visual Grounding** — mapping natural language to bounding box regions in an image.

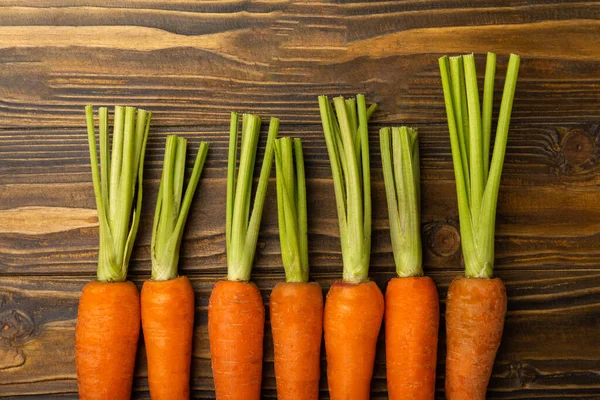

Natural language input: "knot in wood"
[513,362,539,387]
[0,309,35,346]
[562,129,594,167]
[428,223,460,257]
[552,125,600,175]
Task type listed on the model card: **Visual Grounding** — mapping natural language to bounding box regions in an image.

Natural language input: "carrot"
[380,126,439,399]
[385,277,439,399]
[270,282,323,399]
[270,137,323,400]
[439,53,520,399]
[76,106,151,399]
[141,136,209,400]
[324,280,384,399]
[209,280,265,399]
[76,281,140,400]
[141,135,208,400]
[445,277,507,399]
[318,95,384,399]
[208,112,278,399]
[142,276,195,399]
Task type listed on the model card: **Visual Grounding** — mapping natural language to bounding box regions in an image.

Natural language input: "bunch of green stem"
[380,127,422,278]
[226,113,279,281]
[318,95,377,284]
[274,137,308,283]
[151,136,209,281]
[85,105,151,282]
[438,53,520,278]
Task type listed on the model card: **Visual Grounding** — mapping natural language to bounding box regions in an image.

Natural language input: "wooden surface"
[1,1,599,398]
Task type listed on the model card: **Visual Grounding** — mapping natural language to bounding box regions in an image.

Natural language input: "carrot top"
[226,113,278,282]
[439,53,520,278]
[274,137,308,283]
[85,105,151,282]
[380,127,422,277]
[318,95,377,284]
[151,135,209,281]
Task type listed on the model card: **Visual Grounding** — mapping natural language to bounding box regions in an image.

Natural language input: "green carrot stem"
[99,108,110,218]
[358,95,372,270]
[482,52,497,180]
[229,115,261,275]
[380,126,422,277]
[85,105,151,282]
[318,94,376,284]
[225,112,239,257]
[227,113,278,281]
[449,56,471,205]
[439,53,520,278]
[155,136,177,266]
[463,55,484,230]
[108,106,124,226]
[275,137,309,283]
[294,138,309,273]
[172,138,187,215]
[151,135,209,281]
[241,114,260,230]
[113,108,137,265]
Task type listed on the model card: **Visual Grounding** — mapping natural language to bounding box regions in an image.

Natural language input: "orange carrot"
[208,113,278,399]
[141,276,195,400]
[271,137,323,400]
[270,282,323,400]
[76,106,150,399]
[318,95,382,399]
[439,53,519,399]
[324,281,384,399]
[385,277,439,399]
[76,281,141,400]
[380,127,439,399]
[142,136,208,399]
[209,280,265,400]
[445,277,507,399]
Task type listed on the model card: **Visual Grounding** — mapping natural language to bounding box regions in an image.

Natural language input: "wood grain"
[1,0,599,398]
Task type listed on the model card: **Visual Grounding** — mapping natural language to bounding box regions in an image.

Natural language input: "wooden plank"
[3,175,600,275]
[2,120,600,277]
[0,3,599,127]
[3,123,600,186]
[0,271,599,398]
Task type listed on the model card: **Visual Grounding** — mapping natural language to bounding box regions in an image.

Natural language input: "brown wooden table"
[1,1,599,398]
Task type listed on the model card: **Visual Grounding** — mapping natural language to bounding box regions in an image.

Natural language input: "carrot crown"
[226,113,278,282]
[439,53,520,278]
[274,137,309,283]
[380,127,423,277]
[151,136,209,281]
[85,105,151,282]
[318,95,377,284]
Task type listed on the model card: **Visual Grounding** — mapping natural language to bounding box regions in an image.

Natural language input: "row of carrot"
[75,52,520,400]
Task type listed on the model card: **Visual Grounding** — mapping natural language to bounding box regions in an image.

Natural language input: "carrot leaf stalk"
[379,127,422,277]
[318,95,377,284]
[85,105,151,282]
[226,112,279,281]
[439,52,520,278]
[151,135,209,281]
[274,137,309,283]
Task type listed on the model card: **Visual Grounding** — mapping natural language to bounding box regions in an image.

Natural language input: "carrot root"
[141,276,195,400]
[270,281,323,400]
[75,280,140,400]
[386,276,439,400]
[445,276,507,400]
[324,280,384,400]
[208,280,265,400]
